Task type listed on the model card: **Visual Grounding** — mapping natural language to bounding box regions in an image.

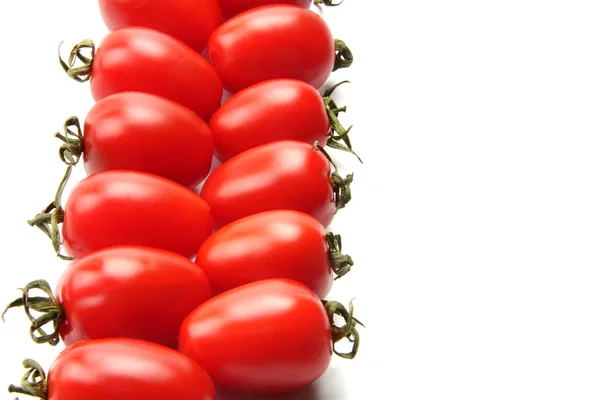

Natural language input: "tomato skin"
[217,0,311,18]
[210,79,330,162]
[47,338,215,400]
[196,210,333,297]
[178,279,332,394]
[56,246,211,348]
[200,140,335,229]
[98,0,222,53]
[91,27,223,121]
[208,6,335,93]
[84,92,213,188]
[62,170,214,258]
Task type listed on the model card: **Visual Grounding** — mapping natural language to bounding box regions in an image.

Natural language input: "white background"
[1,1,600,399]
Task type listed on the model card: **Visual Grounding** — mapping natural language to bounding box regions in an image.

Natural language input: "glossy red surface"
[210,79,330,162]
[200,140,336,229]
[196,210,333,297]
[56,246,211,348]
[83,92,213,188]
[178,279,333,394]
[217,0,311,18]
[62,170,214,258]
[99,0,222,52]
[90,27,222,121]
[208,6,335,93]
[47,338,215,400]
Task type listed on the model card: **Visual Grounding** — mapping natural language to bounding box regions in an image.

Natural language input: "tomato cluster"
[6,1,363,398]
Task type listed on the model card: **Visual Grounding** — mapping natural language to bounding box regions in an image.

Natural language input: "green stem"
[314,142,353,212]
[55,116,84,166]
[314,0,344,6]
[322,81,362,163]
[326,232,354,279]
[333,39,353,71]
[27,166,75,261]
[59,39,96,82]
[2,280,64,346]
[322,300,364,359]
[8,359,48,400]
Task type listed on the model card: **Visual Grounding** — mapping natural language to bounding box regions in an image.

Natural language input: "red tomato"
[217,0,311,18]
[77,92,213,188]
[55,246,211,348]
[208,6,335,93]
[210,79,330,162]
[3,246,211,348]
[8,339,215,400]
[196,210,353,297]
[98,0,222,53]
[81,27,222,121]
[200,140,352,228]
[62,170,214,258]
[178,279,332,394]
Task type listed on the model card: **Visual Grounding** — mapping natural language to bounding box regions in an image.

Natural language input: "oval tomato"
[208,6,335,93]
[210,79,329,162]
[61,170,214,258]
[178,279,361,394]
[63,27,223,121]
[61,92,214,188]
[9,339,215,400]
[3,246,212,349]
[200,140,353,228]
[217,0,311,19]
[55,246,210,347]
[196,210,355,297]
[98,0,222,53]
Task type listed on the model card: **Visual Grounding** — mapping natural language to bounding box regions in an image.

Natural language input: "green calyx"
[323,81,362,163]
[322,300,364,359]
[55,116,83,166]
[333,39,353,72]
[28,166,74,261]
[314,0,344,6]
[314,142,354,212]
[331,171,353,211]
[8,359,48,400]
[2,280,64,346]
[59,39,96,82]
[31,118,84,258]
[326,232,354,279]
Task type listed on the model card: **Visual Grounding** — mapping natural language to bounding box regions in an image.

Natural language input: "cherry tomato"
[200,140,352,228]
[196,210,351,297]
[217,0,310,19]
[62,170,214,258]
[208,6,335,93]
[178,279,332,394]
[74,92,213,188]
[58,246,212,347]
[98,0,222,53]
[3,246,211,349]
[210,79,329,162]
[8,339,215,400]
[84,27,222,121]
